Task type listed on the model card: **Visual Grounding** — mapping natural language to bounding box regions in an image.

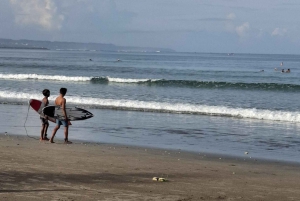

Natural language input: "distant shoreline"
[0,46,49,50]
[0,38,175,53]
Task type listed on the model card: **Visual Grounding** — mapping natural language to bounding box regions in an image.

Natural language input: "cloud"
[175,17,229,22]
[224,13,236,33]
[197,18,228,22]
[226,13,236,20]
[271,28,287,36]
[9,0,64,30]
[235,22,250,37]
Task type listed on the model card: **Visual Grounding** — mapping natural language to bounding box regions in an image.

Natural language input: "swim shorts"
[56,119,68,127]
[40,117,49,125]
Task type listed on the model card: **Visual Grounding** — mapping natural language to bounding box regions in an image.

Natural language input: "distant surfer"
[49,88,72,144]
[40,89,50,141]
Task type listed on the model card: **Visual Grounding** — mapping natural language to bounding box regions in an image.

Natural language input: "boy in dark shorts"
[49,88,72,144]
[40,89,50,140]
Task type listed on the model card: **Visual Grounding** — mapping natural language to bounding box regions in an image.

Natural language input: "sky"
[1,0,300,54]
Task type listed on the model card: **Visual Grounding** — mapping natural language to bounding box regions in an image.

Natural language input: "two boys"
[41,88,71,144]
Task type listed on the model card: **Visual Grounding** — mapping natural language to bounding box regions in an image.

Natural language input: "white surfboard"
[29,99,72,125]
[43,105,93,121]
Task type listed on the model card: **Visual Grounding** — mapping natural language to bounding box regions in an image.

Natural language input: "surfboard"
[29,99,56,123]
[42,105,93,121]
[29,99,72,125]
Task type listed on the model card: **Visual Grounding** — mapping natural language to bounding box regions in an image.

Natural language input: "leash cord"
[24,102,39,140]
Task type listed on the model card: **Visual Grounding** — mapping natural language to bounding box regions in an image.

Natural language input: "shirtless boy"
[40,89,50,140]
[49,88,72,144]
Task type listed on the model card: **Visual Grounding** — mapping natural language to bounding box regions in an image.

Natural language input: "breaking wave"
[0,73,299,91]
[1,90,300,123]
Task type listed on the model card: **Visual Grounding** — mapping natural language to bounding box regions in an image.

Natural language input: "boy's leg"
[50,119,62,143]
[40,124,45,140]
[41,117,51,140]
[65,125,72,144]
[64,123,72,144]
[43,123,49,140]
[49,125,60,143]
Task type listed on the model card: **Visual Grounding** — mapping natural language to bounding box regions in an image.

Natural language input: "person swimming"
[286,69,290,73]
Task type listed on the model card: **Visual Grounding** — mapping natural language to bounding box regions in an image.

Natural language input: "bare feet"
[40,137,49,141]
[49,140,55,143]
[64,138,72,144]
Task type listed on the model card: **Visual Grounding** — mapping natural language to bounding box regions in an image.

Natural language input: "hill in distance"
[0,38,175,53]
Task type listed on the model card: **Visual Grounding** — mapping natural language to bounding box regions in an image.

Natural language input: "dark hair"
[60,88,67,95]
[42,89,50,97]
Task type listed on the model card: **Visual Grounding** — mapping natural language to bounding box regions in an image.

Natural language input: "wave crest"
[1,73,300,91]
[0,73,91,81]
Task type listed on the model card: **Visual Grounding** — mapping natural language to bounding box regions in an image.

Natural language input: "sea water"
[1,49,300,163]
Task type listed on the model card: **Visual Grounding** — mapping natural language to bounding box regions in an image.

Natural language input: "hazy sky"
[1,0,300,54]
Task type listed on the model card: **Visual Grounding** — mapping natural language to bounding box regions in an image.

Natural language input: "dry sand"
[1,133,300,201]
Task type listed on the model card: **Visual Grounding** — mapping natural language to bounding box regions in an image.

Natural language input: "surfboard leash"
[24,101,39,140]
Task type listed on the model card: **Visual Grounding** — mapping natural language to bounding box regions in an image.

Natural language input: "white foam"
[0,73,92,81]
[0,73,156,83]
[1,90,300,123]
[107,77,155,83]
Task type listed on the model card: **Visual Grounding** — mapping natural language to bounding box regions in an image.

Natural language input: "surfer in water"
[40,89,50,141]
[49,88,72,144]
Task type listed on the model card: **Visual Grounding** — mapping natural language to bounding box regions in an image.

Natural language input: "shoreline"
[28,133,300,166]
[5,132,300,166]
[1,133,300,200]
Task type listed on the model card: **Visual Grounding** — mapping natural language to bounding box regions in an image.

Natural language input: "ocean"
[1,49,300,163]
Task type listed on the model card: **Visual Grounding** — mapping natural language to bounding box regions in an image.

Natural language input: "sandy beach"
[1,134,300,201]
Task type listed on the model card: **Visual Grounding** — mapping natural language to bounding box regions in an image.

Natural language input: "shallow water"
[1,104,300,163]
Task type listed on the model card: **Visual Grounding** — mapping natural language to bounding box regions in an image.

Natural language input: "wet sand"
[1,134,300,201]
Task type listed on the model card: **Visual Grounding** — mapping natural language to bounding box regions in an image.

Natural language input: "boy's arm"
[41,98,48,119]
[42,97,47,105]
[61,98,68,121]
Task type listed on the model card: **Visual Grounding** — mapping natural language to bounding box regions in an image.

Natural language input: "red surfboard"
[29,99,72,125]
